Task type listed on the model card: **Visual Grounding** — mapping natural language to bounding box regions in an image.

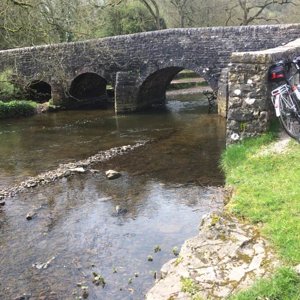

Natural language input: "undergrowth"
[0,100,37,119]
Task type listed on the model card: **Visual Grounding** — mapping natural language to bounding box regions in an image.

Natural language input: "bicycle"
[269,57,300,140]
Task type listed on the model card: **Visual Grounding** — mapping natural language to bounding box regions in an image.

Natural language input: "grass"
[221,133,300,263]
[229,267,300,300]
[221,130,300,299]
[0,100,37,119]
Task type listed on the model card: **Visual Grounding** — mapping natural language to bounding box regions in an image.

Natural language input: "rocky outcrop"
[146,212,280,300]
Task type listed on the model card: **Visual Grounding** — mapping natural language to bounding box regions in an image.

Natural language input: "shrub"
[0,69,21,101]
[0,100,37,119]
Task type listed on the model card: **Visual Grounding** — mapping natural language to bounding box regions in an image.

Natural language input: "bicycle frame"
[269,58,300,140]
[271,84,300,119]
[272,84,290,116]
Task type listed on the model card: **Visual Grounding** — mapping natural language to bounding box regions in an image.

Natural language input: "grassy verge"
[0,100,37,119]
[230,267,300,300]
[221,131,300,299]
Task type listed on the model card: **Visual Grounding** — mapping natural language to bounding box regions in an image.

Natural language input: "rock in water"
[69,167,86,173]
[26,211,36,220]
[105,170,121,180]
[115,205,128,215]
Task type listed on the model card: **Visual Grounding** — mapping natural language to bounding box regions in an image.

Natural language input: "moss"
[174,256,183,266]
[181,277,199,295]
[210,213,220,226]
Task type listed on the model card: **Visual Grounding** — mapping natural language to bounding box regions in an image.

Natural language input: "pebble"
[14,295,31,300]
[105,170,121,180]
[69,167,86,173]
[0,142,147,200]
[26,212,36,220]
[0,200,5,206]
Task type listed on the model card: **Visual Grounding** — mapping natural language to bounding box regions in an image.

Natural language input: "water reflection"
[0,94,219,189]
[0,173,223,299]
[0,94,226,299]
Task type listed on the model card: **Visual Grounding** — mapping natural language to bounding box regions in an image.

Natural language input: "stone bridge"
[1,24,300,141]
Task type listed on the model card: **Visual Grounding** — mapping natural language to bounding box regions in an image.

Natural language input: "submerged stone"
[26,211,36,220]
[105,169,121,180]
[69,167,86,173]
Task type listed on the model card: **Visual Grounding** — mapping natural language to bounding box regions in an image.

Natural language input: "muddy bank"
[0,141,147,200]
[146,211,280,300]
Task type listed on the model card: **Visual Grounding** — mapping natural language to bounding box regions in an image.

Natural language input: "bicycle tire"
[279,92,300,140]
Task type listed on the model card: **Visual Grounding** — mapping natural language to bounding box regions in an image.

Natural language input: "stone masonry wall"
[226,38,300,144]
[0,24,300,113]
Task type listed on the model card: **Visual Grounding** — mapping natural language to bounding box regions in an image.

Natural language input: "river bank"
[145,131,300,299]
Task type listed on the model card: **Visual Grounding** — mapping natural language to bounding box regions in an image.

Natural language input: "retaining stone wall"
[226,38,300,144]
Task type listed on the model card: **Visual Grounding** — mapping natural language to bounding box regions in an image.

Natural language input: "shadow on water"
[0,93,226,299]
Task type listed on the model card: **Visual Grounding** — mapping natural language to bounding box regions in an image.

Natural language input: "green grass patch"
[180,277,203,300]
[0,100,37,119]
[229,267,300,300]
[221,132,300,264]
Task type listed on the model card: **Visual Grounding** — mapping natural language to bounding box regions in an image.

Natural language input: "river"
[0,94,226,299]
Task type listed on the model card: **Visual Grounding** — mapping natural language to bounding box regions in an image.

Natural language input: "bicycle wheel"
[279,92,300,140]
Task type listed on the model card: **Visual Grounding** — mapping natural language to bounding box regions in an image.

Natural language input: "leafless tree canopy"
[0,0,299,49]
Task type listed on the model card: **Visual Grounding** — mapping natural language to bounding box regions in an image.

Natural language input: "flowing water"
[0,95,226,299]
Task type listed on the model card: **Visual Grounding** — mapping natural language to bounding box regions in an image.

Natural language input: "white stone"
[227,266,247,282]
[231,133,240,141]
[245,98,256,105]
[247,254,264,272]
[294,264,300,275]
[247,79,253,84]
[234,89,241,96]
[195,266,216,281]
[161,259,176,278]
[253,242,265,255]
[213,286,233,298]
[105,169,121,180]
[69,167,86,173]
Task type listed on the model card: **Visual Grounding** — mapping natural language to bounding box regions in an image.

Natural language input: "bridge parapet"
[226,38,300,144]
[1,24,300,131]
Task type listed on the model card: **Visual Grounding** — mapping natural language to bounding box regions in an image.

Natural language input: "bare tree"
[226,0,297,25]
[138,0,165,29]
[169,0,194,27]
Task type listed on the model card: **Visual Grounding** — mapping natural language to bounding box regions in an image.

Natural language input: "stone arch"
[137,66,213,110]
[27,80,52,103]
[69,72,108,101]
